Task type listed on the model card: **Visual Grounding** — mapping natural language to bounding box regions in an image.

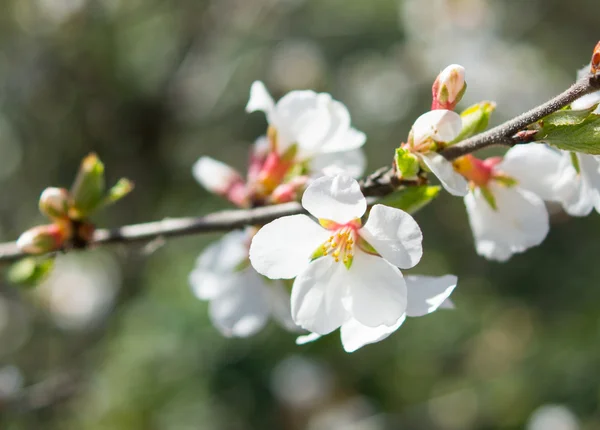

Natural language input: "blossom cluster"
[188,62,600,351]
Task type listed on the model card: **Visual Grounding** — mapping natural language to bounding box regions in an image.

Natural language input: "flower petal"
[249,215,329,279]
[571,92,600,111]
[405,275,457,317]
[291,257,351,335]
[359,204,423,269]
[412,110,462,144]
[208,268,270,337]
[189,230,249,300]
[192,157,242,195]
[296,332,322,345]
[464,183,549,262]
[266,282,301,332]
[346,251,407,327]
[498,144,562,201]
[309,148,367,179]
[420,152,468,196]
[246,81,275,116]
[340,315,406,353]
[302,175,367,223]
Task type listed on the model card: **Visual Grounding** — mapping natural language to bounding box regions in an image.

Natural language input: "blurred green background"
[0,0,599,429]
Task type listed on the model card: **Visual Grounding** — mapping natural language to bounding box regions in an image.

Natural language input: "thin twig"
[0,72,599,264]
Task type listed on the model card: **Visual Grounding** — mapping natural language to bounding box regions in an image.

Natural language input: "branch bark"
[0,72,599,264]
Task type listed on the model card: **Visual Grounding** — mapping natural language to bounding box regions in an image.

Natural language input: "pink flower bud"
[453,155,493,187]
[270,176,309,204]
[432,64,466,111]
[39,187,70,220]
[192,157,249,207]
[17,223,72,254]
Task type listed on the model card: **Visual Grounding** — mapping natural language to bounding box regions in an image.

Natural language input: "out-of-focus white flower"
[527,404,580,430]
[571,64,600,113]
[192,157,249,207]
[0,366,23,400]
[431,64,467,111]
[297,275,457,352]
[246,81,366,159]
[405,110,468,196]
[457,151,552,262]
[498,145,600,217]
[250,175,423,336]
[189,229,297,337]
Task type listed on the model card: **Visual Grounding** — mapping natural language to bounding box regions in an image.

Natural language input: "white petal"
[498,145,562,201]
[290,257,350,335]
[301,175,367,223]
[420,152,468,196]
[309,148,367,179]
[317,101,366,154]
[412,110,462,145]
[359,204,423,269]
[346,251,407,327]
[571,92,600,111]
[208,269,270,337]
[405,275,457,317]
[249,215,329,279]
[553,153,600,216]
[265,282,301,332]
[192,157,241,194]
[340,315,406,353]
[246,81,275,116]
[464,183,549,262]
[296,332,322,345]
[189,231,249,300]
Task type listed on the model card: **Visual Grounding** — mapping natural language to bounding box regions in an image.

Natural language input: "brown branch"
[0,71,599,264]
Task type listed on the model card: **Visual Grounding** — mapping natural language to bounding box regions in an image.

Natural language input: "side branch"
[0,72,598,264]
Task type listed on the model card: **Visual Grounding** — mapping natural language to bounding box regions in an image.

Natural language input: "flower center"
[312,219,361,269]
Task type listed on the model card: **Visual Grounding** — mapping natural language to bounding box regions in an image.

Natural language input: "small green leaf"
[541,105,597,127]
[377,185,441,214]
[70,153,106,218]
[394,147,420,179]
[534,113,600,155]
[7,257,55,287]
[101,178,134,208]
[450,101,496,144]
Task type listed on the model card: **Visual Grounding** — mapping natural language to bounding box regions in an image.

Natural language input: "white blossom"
[189,230,297,337]
[296,275,457,352]
[246,81,366,159]
[249,175,423,335]
[409,110,468,196]
[571,64,600,113]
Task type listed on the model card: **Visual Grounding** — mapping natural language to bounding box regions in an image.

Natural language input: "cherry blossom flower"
[456,150,553,262]
[192,156,249,207]
[499,145,600,217]
[403,110,468,196]
[249,175,423,335]
[296,275,458,352]
[189,229,297,337]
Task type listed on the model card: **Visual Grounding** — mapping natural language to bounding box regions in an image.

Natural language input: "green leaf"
[377,185,441,214]
[101,178,135,208]
[70,153,106,218]
[394,147,420,179]
[7,257,55,287]
[534,112,600,155]
[450,101,496,144]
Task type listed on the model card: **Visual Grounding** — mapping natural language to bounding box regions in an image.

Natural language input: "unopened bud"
[70,153,106,219]
[39,187,70,219]
[432,64,467,111]
[16,223,72,255]
[270,176,309,204]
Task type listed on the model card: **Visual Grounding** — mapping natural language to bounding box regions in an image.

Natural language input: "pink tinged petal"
[208,268,270,338]
[290,257,351,335]
[192,157,243,195]
[309,148,367,179]
[340,315,406,353]
[405,275,457,317]
[302,175,367,223]
[412,110,462,145]
[498,145,562,201]
[345,251,407,328]
[359,204,423,269]
[464,183,549,262]
[249,214,329,279]
[189,231,249,300]
[246,81,275,116]
[296,332,322,345]
[420,152,468,196]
